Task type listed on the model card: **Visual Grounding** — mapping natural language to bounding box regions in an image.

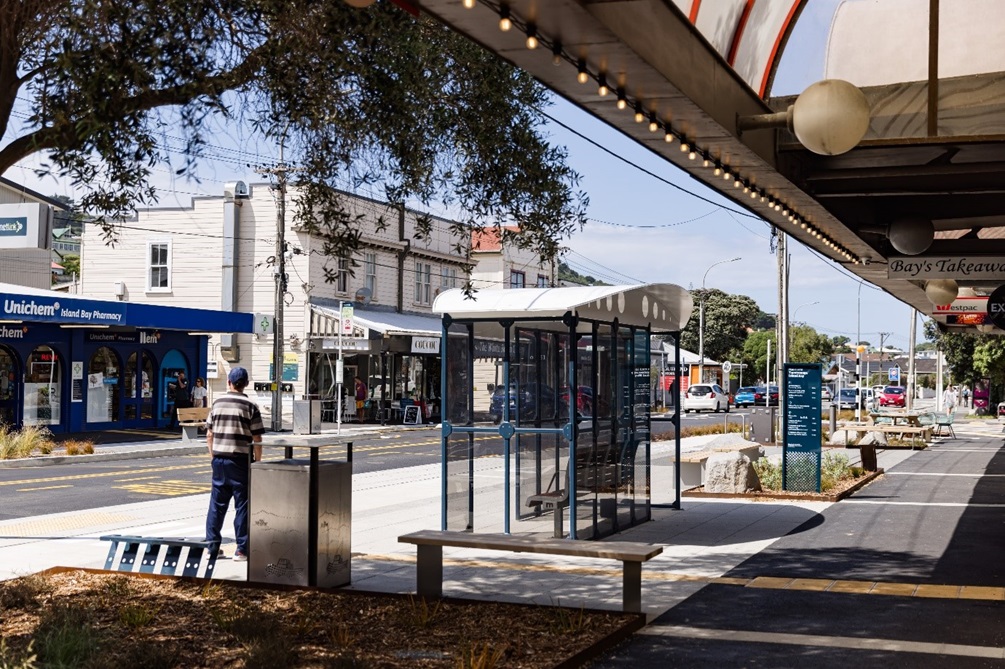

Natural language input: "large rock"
[704,451,761,493]
[858,430,888,446]
[827,429,859,445]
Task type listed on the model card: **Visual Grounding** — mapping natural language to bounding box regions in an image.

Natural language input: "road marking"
[0,462,209,488]
[113,476,161,482]
[0,512,140,537]
[16,484,73,492]
[885,472,1005,477]
[113,480,209,496]
[638,625,1005,659]
[843,500,1005,508]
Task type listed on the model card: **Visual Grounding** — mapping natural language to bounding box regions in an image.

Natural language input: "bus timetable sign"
[782,363,822,493]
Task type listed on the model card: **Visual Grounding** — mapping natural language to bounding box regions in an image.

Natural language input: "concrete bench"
[177,407,210,442]
[675,443,764,490]
[399,530,662,613]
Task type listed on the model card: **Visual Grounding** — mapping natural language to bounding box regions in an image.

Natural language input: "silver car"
[684,383,730,413]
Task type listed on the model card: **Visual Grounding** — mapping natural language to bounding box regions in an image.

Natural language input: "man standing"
[205,367,265,561]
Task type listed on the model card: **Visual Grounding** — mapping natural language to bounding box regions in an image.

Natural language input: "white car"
[684,383,730,413]
[822,387,833,403]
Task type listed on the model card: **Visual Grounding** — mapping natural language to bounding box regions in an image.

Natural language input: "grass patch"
[753,452,866,493]
[0,573,53,610]
[63,440,95,456]
[35,605,98,669]
[654,422,744,441]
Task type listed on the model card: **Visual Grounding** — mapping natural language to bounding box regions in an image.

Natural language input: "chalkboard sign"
[403,405,422,425]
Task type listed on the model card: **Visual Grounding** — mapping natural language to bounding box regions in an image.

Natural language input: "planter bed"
[683,469,884,503]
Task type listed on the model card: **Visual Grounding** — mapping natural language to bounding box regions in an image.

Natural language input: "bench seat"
[177,407,211,442]
[399,530,662,613]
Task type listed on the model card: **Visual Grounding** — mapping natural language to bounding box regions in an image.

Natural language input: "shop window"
[510,271,525,289]
[141,352,155,419]
[537,274,548,288]
[0,347,17,426]
[364,252,377,298]
[87,347,120,423]
[441,267,458,290]
[414,261,431,305]
[23,346,61,426]
[147,241,172,292]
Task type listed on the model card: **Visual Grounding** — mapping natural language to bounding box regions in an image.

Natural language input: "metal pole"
[907,308,917,410]
[766,338,771,407]
[271,151,287,433]
[336,300,343,436]
[698,297,705,382]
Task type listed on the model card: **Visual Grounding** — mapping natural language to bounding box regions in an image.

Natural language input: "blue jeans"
[205,456,250,554]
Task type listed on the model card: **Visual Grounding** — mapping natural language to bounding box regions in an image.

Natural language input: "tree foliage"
[923,319,979,386]
[741,330,775,382]
[0,0,586,266]
[678,289,759,363]
[557,261,607,286]
[790,325,834,365]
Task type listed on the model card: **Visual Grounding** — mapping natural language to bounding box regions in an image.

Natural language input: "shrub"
[35,606,98,669]
[63,440,94,456]
[0,573,53,610]
[653,422,744,441]
[821,452,852,492]
[753,457,782,491]
[0,639,37,669]
[7,425,54,459]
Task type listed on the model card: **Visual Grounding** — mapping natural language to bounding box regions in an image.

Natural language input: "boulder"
[827,429,859,445]
[858,430,888,447]
[704,451,761,493]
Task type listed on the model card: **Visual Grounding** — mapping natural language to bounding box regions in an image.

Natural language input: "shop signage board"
[410,336,439,354]
[71,360,84,403]
[0,293,125,325]
[0,203,52,249]
[932,296,988,316]
[340,304,354,335]
[889,256,1005,280]
[782,363,822,493]
[403,405,422,425]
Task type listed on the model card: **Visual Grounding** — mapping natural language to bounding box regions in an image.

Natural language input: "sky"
[1,0,923,352]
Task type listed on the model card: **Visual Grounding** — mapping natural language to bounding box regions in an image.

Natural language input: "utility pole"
[878,331,892,387]
[777,234,789,408]
[257,133,290,433]
[907,309,917,410]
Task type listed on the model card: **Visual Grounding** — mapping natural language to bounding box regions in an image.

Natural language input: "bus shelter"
[433,284,693,540]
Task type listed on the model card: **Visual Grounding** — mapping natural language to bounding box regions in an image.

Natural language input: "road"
[0,409,749,522]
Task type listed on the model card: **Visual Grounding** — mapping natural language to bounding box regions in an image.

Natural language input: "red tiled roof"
[471,226,520,252]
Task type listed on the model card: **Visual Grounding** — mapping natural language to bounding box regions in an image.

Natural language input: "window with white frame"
[441,266,458,290]
[537,274,548,288]
[147,241,171,292]
[364,252,377,298]
[414,261,432,304]
[510,270,525,289]
[336,257,349,293]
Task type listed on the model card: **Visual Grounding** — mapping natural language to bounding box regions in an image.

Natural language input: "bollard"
[829,404,837,438]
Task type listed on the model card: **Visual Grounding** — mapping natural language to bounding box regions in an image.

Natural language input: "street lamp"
[699,256,741,381]
[792,300,820,323]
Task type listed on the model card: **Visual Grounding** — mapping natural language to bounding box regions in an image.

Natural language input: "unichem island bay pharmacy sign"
[1,295,125,325]
[888,256,1005,280]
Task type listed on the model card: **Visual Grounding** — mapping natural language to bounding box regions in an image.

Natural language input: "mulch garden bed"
[683,469,884,503]
[0,568,643,668]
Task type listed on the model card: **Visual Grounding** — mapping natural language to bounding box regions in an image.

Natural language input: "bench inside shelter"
[399,529,662,613]
[178,407,211,442]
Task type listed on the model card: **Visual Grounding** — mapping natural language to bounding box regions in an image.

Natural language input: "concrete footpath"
[0,417,1003,666]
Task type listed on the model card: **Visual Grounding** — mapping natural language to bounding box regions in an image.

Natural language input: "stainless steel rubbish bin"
[293,400,322,435]
[248,458,351,587]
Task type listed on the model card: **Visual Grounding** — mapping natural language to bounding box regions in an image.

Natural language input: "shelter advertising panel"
[782,363,822,492]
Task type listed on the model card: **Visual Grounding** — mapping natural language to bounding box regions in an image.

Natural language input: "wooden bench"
[399,530,662,613]
[833,423,933,447]
[675,443,764,490]
[178,407,210,442]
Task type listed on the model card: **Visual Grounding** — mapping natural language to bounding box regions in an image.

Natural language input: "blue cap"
[228,366,249,386]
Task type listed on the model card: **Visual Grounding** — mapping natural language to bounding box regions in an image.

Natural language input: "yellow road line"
[113,476,161,483]
[16,484,74,492]
[0,462,208,488]
[360,554,1005,602]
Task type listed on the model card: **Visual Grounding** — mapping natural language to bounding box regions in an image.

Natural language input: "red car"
[879,386,906,407]
[560,386,594,416]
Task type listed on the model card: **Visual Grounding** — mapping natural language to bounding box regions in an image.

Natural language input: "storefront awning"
[310,304,442,338]
[433,284,694,333]
[0,283,255,332]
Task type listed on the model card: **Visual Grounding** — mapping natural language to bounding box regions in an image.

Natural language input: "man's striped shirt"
[206,392,265,456]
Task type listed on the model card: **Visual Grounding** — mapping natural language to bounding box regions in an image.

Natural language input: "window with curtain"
[147,241,171,291]
[510,270,526,289]
[414,261,431,304]
[364,252,377,297]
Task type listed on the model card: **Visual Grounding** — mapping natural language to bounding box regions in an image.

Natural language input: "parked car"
[733,386,759,408]
[821,387,833,403]
[489,382,564,423]
[684,383,730,413]
[835,387,874,410]
[560,385,594,417]
[879,385,906,408]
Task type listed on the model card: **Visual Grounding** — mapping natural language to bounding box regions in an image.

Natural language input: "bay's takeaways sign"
[889,256,1005,280]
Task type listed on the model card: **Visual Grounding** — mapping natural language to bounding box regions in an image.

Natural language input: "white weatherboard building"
[80,183,501,425]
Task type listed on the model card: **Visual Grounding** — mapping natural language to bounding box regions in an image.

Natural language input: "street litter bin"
[293,399,322,435]
[249,451,351,588]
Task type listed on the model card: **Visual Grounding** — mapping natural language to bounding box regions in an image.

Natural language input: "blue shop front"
[0,285,254,433]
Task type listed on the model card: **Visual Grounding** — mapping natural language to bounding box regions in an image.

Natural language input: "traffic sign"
[888,366,900,383]
[722,361,732,374]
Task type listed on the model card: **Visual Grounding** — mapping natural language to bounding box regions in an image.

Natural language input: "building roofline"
[0,176,69,210]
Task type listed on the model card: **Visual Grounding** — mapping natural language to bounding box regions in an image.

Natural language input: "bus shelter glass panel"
[445,430,473,532]
[632,330,652,521]
[24,346,61,426]
[0,346,18,426]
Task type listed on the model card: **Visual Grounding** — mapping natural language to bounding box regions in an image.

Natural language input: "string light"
[664,131,674,143]
[463,0,475,7]
[688,150,697,160]
[525,23,538,49]
[649,114,659,133]
[680,142,689,153]
[552,41,563,65]
[597,74,609,97]
[499,4,511,30]
[713,165,722,176]
[577,60,589,84]
[616,89,627,110]
[702,157,710,167]
[723,171,731,181]
[733,179,741,188]
[634,103,644,123]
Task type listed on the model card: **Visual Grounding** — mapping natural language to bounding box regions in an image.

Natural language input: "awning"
[433,284,693,333]
[0,282,254,333]
[310,305,442,338]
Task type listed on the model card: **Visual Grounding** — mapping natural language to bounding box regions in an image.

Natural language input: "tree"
[678,289,760,363]
[557,261,607,286]
[790,325,834,365]
[830,335,851,352]
[0,1,586,268]
[754,310,776,330]
[59,254,81,278]
[923,319,980,387]
[741,330,776,382]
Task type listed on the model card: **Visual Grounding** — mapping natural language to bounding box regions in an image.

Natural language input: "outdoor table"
[869,411,924,427]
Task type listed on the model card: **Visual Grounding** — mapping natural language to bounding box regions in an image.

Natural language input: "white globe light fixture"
[791,80,872,156]
[888,216,935,255]
[925,279,959,305]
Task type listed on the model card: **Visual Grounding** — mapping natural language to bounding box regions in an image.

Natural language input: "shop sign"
[206,361,219,379]
[269,352,300,382]
[889,256,1005,280]
[85,330,161,344]
[987,284,1005,330]
[321,337,370,352]
[0,324,27,340]
[932,296,988,315]
[1,294,125,325]
[0,203,52,249]
[410,336,440,354]
[473,338,506,359]
[71,360,84,402]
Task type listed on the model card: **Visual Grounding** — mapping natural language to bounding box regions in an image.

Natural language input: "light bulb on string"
[551,42,562,65]
[664,132,674,144]
[597,74,609,97]
[525,24,538,49]
[649,114,659,133]
[499,4,511,31]
[634,103,644,123]
[577,60,589,84]
[713,166,722,176]
[688,150,697,160]
[680,142,689,153]
[463,0,475,8]
[616,89,627,110]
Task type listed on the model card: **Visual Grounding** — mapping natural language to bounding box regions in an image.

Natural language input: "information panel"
[782,363,822,492]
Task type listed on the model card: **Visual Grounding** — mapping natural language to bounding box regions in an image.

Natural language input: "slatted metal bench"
[399,530,662,613]
[100,534,219,578]
[177,407,210,442]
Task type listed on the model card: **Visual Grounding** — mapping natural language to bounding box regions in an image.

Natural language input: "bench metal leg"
[623,560,642,613]
[181,426,200,442]
[416,544,443,598]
